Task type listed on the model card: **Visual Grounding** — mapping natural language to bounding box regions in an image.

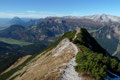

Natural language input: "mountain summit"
[65,14,120,23]
[9,17,25,25]
[0,28,120,80]
[82,14,120,23]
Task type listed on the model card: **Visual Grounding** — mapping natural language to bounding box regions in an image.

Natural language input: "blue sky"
[0,0,120,18]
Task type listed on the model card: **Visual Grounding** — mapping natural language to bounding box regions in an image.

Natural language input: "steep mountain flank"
[1,28,120,80]
[0,41,23,73]
[0,25,34,41]
[0,40,48,74]
[90,25,120,58]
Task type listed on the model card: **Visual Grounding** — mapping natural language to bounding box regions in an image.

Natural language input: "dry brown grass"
[8,39,76,80]
[2,55,31,74]
[79,72,95,80]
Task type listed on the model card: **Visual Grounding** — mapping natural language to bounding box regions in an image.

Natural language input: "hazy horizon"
[0,13,120,19]
[0,0,120,18]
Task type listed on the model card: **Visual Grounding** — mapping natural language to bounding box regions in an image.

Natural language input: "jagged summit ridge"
[64,14,120,23]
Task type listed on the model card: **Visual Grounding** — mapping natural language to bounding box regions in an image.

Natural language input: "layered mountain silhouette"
[1,15,120,80]
[0,16,120,58]
[0,17,105,42]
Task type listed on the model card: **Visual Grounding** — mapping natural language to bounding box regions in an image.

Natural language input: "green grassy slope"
[0,37,32,46]
[73,28,120,80]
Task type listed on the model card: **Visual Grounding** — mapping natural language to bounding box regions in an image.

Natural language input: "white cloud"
[0,11,82,18]
[0,11,67,18]
[27,10,36,13]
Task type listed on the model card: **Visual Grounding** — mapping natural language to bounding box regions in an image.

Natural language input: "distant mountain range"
[64,14,120,23]
[0,17,34,30]
[1,14,120,76]
[1,14,120,30]
[0,16,104,42]
[9,17,25,25]
[1,15,120,58]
